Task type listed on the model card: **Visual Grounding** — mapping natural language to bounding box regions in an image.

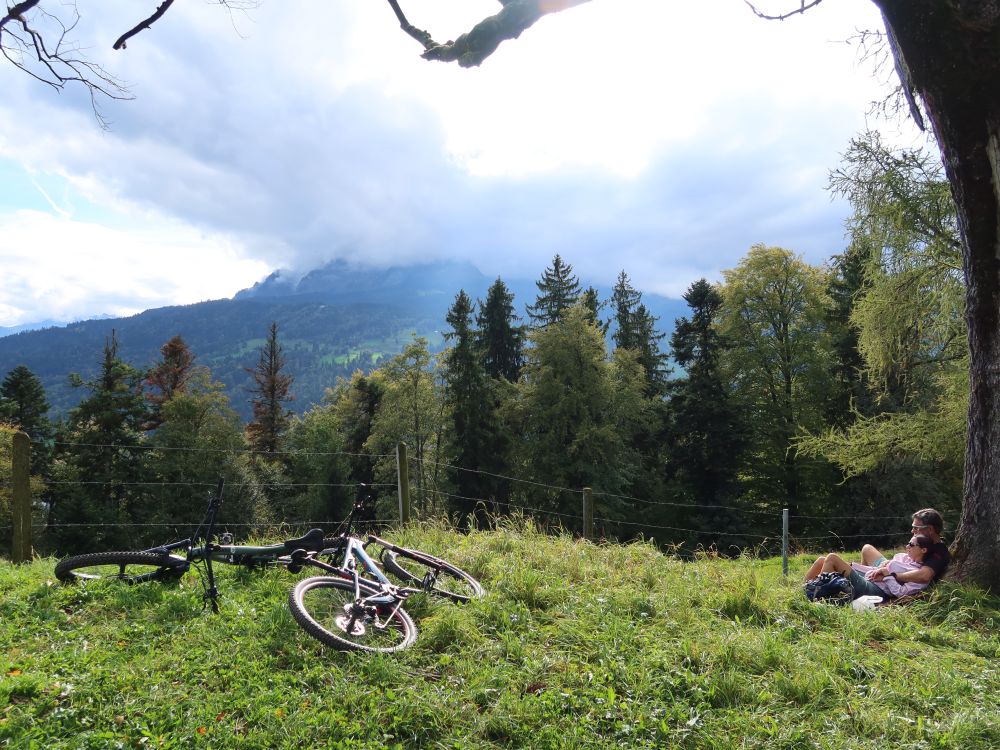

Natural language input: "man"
[804,508,950,598]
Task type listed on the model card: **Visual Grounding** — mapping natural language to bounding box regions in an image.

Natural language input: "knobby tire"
[55,551,187,584]
[380,547,484,603]
[288,576,417,653]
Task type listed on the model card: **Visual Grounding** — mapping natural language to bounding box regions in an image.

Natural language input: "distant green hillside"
[0,298,441,420]
[0,260,688,420]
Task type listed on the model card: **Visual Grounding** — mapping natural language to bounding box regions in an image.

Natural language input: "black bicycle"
[54,480,483,653]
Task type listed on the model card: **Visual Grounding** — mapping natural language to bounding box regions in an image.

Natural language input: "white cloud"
[0,209,268,325]
[0,0,912,325]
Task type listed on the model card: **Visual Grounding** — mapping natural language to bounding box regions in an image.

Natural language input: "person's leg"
[804,556,827,581]
[847,568,887,599]
[821,553,852,576]
[861,544,886,566]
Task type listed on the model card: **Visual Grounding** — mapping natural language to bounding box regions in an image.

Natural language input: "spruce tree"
[611,271,643,350]
[610,272,670,395]
[50,331,150,552]
[580,286,610,335]
[246,322,294,456]
[667,280,746,542]
[475,277,525,382]
[525,254,581,328]
[0,365,53,474]
[443,291,494,522]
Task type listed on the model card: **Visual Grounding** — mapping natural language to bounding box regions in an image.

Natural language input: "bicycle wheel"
[55,551,188,584]
[381,547,484,603]
[288,577,417,653]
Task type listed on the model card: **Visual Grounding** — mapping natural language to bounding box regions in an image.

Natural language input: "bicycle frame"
[142,480,414,614]
[142,478,329,611]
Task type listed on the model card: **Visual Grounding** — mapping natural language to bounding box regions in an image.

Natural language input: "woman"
[850,535,932,599]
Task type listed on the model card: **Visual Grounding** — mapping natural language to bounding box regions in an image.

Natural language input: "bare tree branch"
[743,1,825,21]
[385,0,434,50]
[388,0,592,68]
[0,0,42,29]
[2,2,132,127]
[113,0,177,51]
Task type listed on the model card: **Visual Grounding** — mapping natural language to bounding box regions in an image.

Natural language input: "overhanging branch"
[387,0,593,67]
[113,0,176,50]
[743,1,825,21]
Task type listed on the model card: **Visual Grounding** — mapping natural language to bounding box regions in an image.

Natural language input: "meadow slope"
[2,522,999,749]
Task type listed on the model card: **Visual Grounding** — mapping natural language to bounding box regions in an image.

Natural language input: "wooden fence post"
[396,442,411,525]
[11,431,32,563]
[582,487,593,540]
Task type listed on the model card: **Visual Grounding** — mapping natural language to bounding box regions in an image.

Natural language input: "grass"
[2,521,999,749]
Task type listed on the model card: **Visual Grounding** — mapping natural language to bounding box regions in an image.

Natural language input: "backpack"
[804,571,854,605]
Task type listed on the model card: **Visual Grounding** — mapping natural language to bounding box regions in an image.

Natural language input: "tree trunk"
[874,1,1000,591]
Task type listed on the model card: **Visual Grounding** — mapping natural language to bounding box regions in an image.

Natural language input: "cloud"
[0,0,903,325]
[0,208,268,325]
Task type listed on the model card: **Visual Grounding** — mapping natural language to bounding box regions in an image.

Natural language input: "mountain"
[0,260,689,420]
[0,314,116,337]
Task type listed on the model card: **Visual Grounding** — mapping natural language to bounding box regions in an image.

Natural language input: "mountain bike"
[54,480,483,653]
[287,490,484,649]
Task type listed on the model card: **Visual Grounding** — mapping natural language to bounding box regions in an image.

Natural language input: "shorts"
[848,569,889,600]
[873,555,888,567]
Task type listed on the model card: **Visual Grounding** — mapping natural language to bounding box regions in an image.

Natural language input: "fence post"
[582,487,593,540]
[396,442,411,525]
[11,431,32,563]
[782,507,789,577]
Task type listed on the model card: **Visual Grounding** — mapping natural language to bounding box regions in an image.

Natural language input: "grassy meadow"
[2,522,999,749]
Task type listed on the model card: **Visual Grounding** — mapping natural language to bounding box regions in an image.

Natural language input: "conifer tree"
[580,286,610,335]
[0,365,53,474]
[246,322,294,456]
[610,272,670,395]
[525,254,581,328]
[50,331,150,551]
[442,291,494,521]
[475,277,524,382]
[144,335,196,429]
[611,271,643,351]
[667,279,746,541]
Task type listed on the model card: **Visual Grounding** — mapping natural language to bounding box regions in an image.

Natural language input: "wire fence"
[3,436,924,562]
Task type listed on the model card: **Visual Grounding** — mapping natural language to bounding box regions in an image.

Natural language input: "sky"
[0,0,925,327]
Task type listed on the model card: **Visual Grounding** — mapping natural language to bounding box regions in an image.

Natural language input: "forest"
[0,133,964,559]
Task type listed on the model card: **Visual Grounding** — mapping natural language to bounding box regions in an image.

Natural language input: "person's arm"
[889,565,935,585]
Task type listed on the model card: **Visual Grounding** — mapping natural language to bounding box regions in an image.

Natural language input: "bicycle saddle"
[283,528,326,552]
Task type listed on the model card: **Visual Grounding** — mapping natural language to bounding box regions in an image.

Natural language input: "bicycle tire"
[55,551,188,584]
[288,576,417,653]
[381,547,484,603]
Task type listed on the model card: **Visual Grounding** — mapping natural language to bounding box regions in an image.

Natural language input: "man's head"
[911,508,944,541]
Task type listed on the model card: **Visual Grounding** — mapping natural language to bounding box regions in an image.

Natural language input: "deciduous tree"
[718,245,836,515]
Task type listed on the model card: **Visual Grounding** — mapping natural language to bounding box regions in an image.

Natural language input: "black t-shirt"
[924,541,950,580]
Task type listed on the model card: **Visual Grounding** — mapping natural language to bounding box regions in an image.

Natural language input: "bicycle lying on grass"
[54,480,483,653]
